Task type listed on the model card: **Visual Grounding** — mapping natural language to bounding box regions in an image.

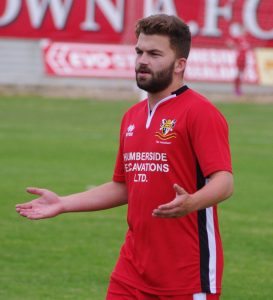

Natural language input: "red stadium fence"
[1,0,273,85]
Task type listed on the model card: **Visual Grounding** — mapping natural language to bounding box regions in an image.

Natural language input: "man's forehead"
[136,33,171,51]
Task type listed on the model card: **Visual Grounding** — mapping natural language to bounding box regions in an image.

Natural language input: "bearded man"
[16,14,233,300]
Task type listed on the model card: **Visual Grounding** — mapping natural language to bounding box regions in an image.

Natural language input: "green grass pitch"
[0,95,272,299]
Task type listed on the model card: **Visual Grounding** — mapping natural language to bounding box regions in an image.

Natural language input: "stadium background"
[0,0,273,99]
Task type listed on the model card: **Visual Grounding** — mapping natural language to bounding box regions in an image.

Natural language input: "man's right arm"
[61,181,127,212]
[16,181,127,220]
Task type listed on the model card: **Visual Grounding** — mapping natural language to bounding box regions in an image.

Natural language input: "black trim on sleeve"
[196,162,211,293]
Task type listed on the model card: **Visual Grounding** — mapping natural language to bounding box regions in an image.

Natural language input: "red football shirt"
[112,86,232,295]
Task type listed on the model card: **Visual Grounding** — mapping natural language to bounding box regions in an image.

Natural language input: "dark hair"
[135,14,191,59]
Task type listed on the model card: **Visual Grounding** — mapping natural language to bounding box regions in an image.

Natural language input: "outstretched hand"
[152,184,193,218]
[16,187,63,220]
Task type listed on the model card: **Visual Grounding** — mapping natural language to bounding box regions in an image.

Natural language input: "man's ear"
[174,58,187,74]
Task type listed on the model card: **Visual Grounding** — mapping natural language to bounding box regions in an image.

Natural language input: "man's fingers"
[173,183,186,195]
[152,184,190,217]
[152,207,184,218]
[15,187,45,211]
[18,207,44,220]
[157,198,181,210]
[16,202,33,210]
[156,185,188,210]
[18,209,31,217]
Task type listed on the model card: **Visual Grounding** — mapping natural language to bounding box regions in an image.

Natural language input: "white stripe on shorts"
[193,293,206,300]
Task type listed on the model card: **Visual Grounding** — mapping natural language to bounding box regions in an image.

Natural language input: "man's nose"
[137,53,149,65]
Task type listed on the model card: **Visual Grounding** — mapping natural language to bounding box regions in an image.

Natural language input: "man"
[227,25,250,96]
[16,14,233,300]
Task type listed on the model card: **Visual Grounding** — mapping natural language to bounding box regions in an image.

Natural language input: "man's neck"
[148,81,184,110]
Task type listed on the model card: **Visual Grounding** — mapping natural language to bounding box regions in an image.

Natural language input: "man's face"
[135,33,177,93]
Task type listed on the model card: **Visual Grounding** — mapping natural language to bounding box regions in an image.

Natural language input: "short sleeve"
[112,115,126,182]
[113,144,125,182]
[187,100,232,177]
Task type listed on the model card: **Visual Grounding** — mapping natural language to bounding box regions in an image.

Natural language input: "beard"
[135,61,175,93]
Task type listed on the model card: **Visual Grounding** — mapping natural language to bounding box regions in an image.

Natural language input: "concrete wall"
[0,38,138,100]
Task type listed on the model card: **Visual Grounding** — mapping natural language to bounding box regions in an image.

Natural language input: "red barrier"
[0,0,272,47]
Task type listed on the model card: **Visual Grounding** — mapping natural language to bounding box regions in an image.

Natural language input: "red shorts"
[106,278,220,300]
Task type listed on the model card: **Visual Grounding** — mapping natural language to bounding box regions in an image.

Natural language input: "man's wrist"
[58,197,68,214]
[187,194,201,213]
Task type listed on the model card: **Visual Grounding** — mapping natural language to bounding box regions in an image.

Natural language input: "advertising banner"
[42,41,259,84]
[42,40,135,78]
[255,48,273,85]
[0,0,272,47]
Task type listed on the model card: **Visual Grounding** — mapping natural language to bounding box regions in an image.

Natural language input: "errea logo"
[126,124,135,137]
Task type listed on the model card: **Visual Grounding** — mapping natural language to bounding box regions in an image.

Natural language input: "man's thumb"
[173,183,186,195]
[26,187,45,196]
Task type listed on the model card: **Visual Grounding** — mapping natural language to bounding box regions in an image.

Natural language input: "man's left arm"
[152,171,233,218]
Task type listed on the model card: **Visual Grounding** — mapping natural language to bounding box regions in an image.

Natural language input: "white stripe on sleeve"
[206,206,217,294]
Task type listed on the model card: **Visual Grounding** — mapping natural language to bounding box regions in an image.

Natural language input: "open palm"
[16,187,63,220]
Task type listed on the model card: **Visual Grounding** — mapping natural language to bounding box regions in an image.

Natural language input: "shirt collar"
[171,85,189,96]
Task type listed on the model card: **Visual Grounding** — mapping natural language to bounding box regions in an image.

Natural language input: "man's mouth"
[136,67,151,75]
[137,70,151,76]
[138,71,150,75]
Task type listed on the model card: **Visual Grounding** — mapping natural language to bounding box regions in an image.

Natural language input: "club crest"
[155,119,177,140]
